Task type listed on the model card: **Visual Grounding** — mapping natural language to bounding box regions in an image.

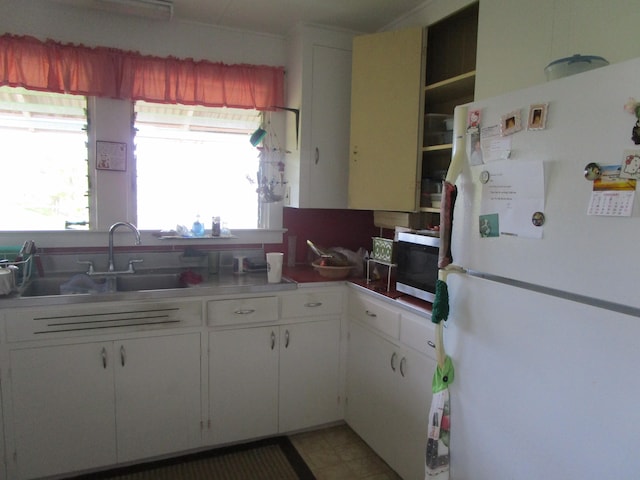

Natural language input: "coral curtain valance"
[0,34,285,110]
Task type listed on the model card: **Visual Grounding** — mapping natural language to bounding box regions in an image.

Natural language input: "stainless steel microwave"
[396,232,440,303]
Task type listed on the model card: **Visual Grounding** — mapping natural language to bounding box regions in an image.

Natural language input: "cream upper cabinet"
[285,25,354,209]
[348,27,425,212]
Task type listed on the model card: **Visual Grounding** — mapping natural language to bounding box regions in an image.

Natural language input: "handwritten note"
[479,160,545,239]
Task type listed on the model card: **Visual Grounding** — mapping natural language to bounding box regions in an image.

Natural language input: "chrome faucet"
[108,222,141,272]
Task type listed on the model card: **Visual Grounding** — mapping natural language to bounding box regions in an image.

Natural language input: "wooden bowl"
[312,260,354,279]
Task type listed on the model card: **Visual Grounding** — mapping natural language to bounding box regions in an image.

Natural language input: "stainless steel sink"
[19,277,68,297]
[116,273,185,292]
[20,273,186,297]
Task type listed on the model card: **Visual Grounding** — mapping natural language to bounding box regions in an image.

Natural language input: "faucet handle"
[127,258,144,273]
[77,260,95,275]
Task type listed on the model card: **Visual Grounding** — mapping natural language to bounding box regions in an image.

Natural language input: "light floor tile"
[289,424,402,480]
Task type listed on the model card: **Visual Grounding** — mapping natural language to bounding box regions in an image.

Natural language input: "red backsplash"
[266,207,381,265]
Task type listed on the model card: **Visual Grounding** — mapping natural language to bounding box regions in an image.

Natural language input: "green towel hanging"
[432,279,449,324]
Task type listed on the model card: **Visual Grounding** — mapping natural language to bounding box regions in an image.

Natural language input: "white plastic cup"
[0,268,14,295]
[266,252,284,283]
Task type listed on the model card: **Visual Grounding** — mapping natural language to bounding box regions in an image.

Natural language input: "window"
[0,87,283,236]
[0,86,89,230]
[134,101,263,231]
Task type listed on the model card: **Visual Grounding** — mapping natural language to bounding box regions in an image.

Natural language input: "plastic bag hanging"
[250,112,287,203]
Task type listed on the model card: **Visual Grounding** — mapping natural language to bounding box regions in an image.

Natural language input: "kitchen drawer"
[4,300,203,342]
[400,310,437,359]
[281,290,343,318]
[207,296,279,326]
[348,291,400,339]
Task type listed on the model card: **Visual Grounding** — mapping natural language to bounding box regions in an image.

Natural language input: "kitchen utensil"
[306,240,350,266]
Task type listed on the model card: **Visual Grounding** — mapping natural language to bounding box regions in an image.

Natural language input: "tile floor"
[289,424,402,480]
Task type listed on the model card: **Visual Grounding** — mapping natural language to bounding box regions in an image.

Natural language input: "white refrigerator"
[444,55,640,479]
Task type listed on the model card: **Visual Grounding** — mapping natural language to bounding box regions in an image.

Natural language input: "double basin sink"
[17,270,295,299]
[20,272,186,297]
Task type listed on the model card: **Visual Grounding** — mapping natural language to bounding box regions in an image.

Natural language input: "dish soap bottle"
[192,215,205,237]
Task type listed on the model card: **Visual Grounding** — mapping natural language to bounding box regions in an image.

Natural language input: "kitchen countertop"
[0,264,433,315]
[0,269,298,308]
[283,264,433,314]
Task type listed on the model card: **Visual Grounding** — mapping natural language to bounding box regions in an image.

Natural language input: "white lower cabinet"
[114,334,202,462]
[208,317,341,444]
[8,333,201,480]
[278,318,341,432]
[209,326,279,444]
[208,290,342,444]
[346,289,437,480]
[10,341,117,479]
[0,284,439,480]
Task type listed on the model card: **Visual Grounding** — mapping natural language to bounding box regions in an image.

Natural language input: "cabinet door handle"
[120,345,126,367]
[270,331,276,350]
[365,310,377,317]
[428,340,436,349]
[285,329,290,348]
[101,347,108,369]
[234,308,256,315]
[305,302,322,308]
[390,352,398,372]
[315,147,319,164]
[400,357,407,377]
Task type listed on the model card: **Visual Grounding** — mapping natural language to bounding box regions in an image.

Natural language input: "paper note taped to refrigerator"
[479,160,544,239]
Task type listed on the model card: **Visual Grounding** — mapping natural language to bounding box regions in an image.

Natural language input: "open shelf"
[420,2,478,224]
[425,70,476,100]
[420,207,440,213]
[422,143,453,153]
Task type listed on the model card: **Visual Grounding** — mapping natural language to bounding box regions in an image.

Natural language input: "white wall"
[0,0,286,66]
[475,0,640,99]
[388,0,640,99]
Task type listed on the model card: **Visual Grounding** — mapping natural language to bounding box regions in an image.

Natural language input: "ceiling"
[52,0,425,36]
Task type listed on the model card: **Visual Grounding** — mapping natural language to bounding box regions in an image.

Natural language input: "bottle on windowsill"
[211,216,221,237]
[192,215,205,237]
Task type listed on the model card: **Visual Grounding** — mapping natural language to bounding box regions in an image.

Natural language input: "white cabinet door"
[348,27,424,212]
[302,45,352,208]
[115,333,202,462]
[391,342,435,480]
[209,327,279,444]
[9,342,117,480]
[285,26,354,209]
[279,318,341,432]
[346,321,399,466]
[9,334,202,479]
[347,319,436,480]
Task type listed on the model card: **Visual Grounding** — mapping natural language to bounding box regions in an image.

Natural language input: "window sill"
[0,229,286,249]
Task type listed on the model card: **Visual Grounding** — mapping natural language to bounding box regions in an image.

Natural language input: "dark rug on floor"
[68,437,316,480]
